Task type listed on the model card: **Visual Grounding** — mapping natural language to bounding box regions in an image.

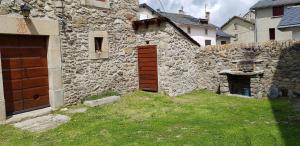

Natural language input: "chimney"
[205,11,210,22]
[179,6,185,14]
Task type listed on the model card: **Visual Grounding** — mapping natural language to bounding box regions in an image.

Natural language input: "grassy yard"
[0,91,299,146]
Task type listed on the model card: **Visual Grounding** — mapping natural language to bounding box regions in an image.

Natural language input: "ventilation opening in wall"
[95,37,103,53]
[228,75,251,97]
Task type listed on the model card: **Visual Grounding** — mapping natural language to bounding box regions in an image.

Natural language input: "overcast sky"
[139,0,259,27]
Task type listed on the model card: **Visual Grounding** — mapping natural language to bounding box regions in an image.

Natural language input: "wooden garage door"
[138,45,158,92]
[0,35,49,116]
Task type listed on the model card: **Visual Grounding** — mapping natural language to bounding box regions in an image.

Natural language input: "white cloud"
[139,0,259,26]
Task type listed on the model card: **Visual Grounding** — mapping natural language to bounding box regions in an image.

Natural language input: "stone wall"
[197,41,300,98]
[135,23,200,96]
[0,0,299,107]
[0,0,140,104]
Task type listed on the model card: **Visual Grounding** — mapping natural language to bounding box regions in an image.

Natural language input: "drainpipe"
[253,9,258,43]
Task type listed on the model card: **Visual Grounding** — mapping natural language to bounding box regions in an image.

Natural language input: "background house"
[278,6,300,40]
[221,16,255,44]
[139,4,218,46]
[251,0,300,42]
[216,28,232,45]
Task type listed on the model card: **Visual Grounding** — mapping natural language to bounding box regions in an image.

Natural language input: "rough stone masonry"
[197,41,300,98]
[0,0,299,110]
[1,0,141,105]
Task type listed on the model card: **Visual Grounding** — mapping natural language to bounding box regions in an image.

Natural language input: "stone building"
[221,16,255,44]
[251,0,300,42]
[133,17,200,96]
[0,0,141,122]
[0,0,203,123]
[0,0,299,124]
[139,3,218,46]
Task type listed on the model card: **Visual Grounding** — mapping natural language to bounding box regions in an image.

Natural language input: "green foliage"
[1,90,299,146]
[85,90,120,101]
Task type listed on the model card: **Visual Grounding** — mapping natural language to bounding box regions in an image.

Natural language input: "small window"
[89,31,109,59]
[269,28,275,40]
[205,29,208,35]
[187,26,191,34]
[95,37,103,53]
[234,23,238,30]
[273,6,284,16]
[234,34,238,41]
[205,40,211,46]
[221,41,227,45]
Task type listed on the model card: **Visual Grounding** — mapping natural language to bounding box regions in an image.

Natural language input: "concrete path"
[14,114,70,132]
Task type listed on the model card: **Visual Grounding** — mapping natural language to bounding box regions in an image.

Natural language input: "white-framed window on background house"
[81,0,110,8]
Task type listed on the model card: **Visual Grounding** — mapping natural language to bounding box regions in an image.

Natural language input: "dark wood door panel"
[138,53,157,58]
[22,58,47,68]
[3,80,22,90]
[23,68,48,78]
[0,35,49,115]
[2,69,23,80]
[22,77,49,89]
[5,100,23,115]
[138,45,158,92]
[139,66,157,71]
[4,90,22,101]
[22,86,49,100]
[1,59,23,69]
[0,35,47,48]
[23,95,49,109]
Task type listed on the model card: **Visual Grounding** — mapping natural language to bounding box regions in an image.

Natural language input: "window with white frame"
[81,0,110,8]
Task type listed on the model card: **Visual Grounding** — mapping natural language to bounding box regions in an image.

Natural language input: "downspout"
[253,9,258,43]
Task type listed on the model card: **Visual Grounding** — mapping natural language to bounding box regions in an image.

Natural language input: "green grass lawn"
[1,91,299,146]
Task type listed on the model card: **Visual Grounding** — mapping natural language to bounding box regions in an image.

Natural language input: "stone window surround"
[80,0,110,9]
[88,31,109,59]
[0,16,64,123]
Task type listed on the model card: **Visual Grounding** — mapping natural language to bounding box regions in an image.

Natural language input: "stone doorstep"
[2,107,52,125]
[14,114,70,133]
[84,96,121,107]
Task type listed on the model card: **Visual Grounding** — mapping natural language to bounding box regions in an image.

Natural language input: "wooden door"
[0,35,49,115]
[138,45,158,92]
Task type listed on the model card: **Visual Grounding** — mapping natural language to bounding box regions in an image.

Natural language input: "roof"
[139,3,217,29]
[251,0,300,10]
[133,17,201,46]
[158,12,217,29]
[216,29,233,38]
[278,6,300,29]
[221,16,255,29]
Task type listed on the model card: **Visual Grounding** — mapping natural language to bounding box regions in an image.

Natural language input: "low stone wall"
[197,41,300,98]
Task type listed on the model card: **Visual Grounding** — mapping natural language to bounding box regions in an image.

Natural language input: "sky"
[139,0,260,27]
